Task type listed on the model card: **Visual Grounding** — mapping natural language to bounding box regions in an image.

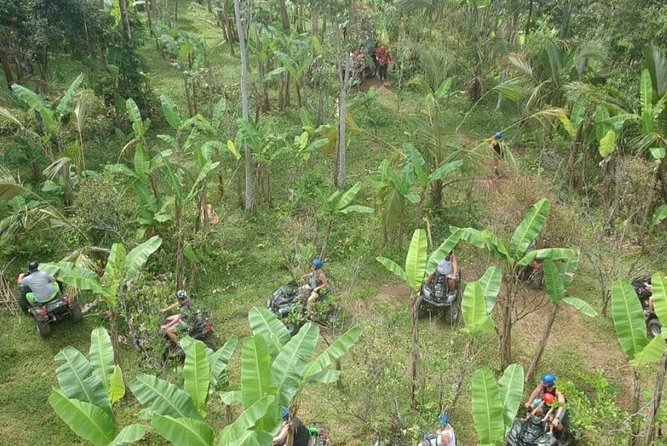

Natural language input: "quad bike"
[162,311,217,362]
[518,261,545,289]
[632,276,661,338]
[418,271,462,324]
[267,284,338,335]
[20,282,83,337]
[506,408,578,446]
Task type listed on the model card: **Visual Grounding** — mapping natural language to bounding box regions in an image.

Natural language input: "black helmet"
[176,290,189,302]
[28,261,38,272]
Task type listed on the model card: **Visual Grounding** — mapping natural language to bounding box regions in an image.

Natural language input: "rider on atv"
[17,261,59,307]
[160,290,193,345]
[302,258,329,315]
[272,407,310,446]
[418,412,457,446]
[525,373,568,435]
[427,252,459,299]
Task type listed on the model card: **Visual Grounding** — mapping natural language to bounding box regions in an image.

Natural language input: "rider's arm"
[554,390,566,420]
[451,253,459,275]
[314,271,328,292]
[271,423,289,445]
[161,302,179,314]
[17,273,25,285]
[526,383,543,406]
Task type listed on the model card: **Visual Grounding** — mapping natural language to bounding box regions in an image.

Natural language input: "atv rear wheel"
[17,294,30,314]
[648,318,662,339]
[203,337,218,351]
[35,318,51,337]
[70,304,83,322]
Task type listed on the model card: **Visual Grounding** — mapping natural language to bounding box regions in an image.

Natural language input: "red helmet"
[542,393,556,405]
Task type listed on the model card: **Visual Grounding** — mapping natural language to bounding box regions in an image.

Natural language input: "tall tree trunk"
[525,0,535,37]
[0,39,14,88]
[501,280,516,369]
[525,304,558,383]
[411,293,421,410]
[644,353,667,446]
[234,0,254,211]
[336,54,352,188]
[175,201,185,289]
[119,0,132,40]
[278,0,290,31]
[311,7,319,35]
[218,7,236,56]
[630,370,641,446]
[567,127,582,190]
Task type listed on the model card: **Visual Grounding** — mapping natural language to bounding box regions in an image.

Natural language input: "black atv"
[632,276,661,338]
[506,411,578,446]
[417,272,462,324]
[162,311,217,362]
[267,284,338,335]
[21,282,83,337]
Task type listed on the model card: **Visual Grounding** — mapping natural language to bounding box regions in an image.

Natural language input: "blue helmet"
[281,406,290,421]
[494,131,503,140]
[312,258,324,269]
[439,413,449,425]
[541,373,556,386]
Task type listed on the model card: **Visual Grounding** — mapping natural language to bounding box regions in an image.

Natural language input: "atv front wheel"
[35,319,51,337]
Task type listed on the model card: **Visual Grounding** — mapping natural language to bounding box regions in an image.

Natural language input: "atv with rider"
[632,276,661,338]
[18,262,83,336]
[162,310,217,362]
[418,270,462,324]
[267,283,338,335]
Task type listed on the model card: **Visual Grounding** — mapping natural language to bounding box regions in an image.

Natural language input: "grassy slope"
[0,2,659,445]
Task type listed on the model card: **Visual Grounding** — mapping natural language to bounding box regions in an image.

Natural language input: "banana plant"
[10,74,85,205]
[611,275,667,446]
[318,181,374,257]
[525,254,597,383]
[49,327,147,446]
[471,364,525,446]
[444,199,577,369]
[130,308,360,445]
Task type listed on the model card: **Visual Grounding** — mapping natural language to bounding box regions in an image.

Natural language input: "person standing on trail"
[375,44,393,84]
[490,131,504,178]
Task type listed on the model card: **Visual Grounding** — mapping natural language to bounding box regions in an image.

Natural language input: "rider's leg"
[26,291,37,306]
[164,327,180,345]
[306,292,319,315]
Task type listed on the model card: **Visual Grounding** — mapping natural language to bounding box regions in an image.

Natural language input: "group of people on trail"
[347,43,393,85]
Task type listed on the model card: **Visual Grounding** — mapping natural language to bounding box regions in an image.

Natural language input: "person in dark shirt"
[490,131,503,178]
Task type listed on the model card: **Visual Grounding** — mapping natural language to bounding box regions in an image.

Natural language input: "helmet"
[281,406,290,421]
[541,373,556,386]
[439,413,449,426]
[542,393,556,406]
[312,258,324,270]
[28,261,38,272]
[176,290,189,302]
[494,131,503,140]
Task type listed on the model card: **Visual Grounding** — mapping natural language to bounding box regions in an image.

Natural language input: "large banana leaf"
[498,364,524,433]
[126,98,145,138]
[375,256,407,284]
[611,281,647,360]
[134,145,150,181]
[241,335,277,409]
[54,347,110,412]
[108,365,126,404]
[651,273,667,327]
[218,395,274,444]
[160,95,183,130]
[478,266,502,313]
[334,181,362,211]
[456,227,510,261]
[183,340,211,417]
[272,323,319,405]
[304,325,362,382]
[630,336,666,367]
[559,253,579,289]
[101,243,127,306]
[124,235,162,282]
[462,282,494,334]
[89,327,115,391]
[425,228,464,275]
[210,336,238,390]
[641,69,653,130]
[509,199,550,260]
[543,259,565,304]
[40,262,104,293]
[516,248,577,266]
[471,368,505,445]
[48,389,116,446]
[130,373,202,420]
[563,298,597,317]
[11,83,56,133]
[152,415,213,446]
[248,307,291,356]
[219,431,273,446]
[405,229,428,292]
[56,73,84,118]
[109,425,148,446]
